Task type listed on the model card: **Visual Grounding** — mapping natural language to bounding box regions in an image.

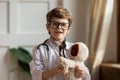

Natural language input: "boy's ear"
[67,27,71,33]
[46,24,51,34]
[46,24,49,30]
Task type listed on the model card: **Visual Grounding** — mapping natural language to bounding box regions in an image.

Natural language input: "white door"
[0,0,62,80]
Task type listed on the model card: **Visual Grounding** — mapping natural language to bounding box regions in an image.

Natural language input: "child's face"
[46,17,70,41]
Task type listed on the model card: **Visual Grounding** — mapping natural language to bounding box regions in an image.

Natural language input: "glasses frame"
[48,21,70,30]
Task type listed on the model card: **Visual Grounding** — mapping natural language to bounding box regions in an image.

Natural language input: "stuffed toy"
[57,42,89,80]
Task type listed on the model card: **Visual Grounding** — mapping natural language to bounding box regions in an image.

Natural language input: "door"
[0,0,61,80]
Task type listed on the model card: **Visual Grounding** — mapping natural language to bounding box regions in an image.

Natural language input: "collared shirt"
[29,37,91,80]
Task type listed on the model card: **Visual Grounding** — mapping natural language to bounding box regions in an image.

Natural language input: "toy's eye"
[71,44,79,57]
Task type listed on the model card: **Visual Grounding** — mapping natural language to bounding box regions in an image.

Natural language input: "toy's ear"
[70,44,79,57]
[70,42,89,61]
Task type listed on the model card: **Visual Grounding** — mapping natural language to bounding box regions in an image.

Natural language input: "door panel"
[0,0,58,80]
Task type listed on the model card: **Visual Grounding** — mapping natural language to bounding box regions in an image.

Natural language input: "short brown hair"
[46,7,73,27]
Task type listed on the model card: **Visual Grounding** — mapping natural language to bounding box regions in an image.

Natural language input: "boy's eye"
[53,22,59,26]
[61,23,66,26]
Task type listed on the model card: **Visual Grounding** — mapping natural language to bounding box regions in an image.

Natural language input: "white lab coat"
[29,37,91,80]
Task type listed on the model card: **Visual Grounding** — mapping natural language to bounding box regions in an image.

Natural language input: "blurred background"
[0,0,118,80]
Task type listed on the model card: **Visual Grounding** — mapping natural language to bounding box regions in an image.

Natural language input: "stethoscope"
[37,39,66,60]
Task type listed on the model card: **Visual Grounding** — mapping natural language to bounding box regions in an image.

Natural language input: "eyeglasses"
[48,21,69,30]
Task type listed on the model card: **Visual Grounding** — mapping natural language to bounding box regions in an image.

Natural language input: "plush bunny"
[57,42,89,80]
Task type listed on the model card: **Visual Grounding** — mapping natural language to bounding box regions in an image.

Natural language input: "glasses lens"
[50,21,69,29]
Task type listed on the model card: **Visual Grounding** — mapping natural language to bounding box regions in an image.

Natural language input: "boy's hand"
[58,64,68,75]
[74,66,87,79]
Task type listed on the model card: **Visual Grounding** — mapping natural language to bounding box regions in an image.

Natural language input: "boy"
[29,7,91,80]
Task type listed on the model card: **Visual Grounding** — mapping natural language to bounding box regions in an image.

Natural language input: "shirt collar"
[48,37,68,50]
